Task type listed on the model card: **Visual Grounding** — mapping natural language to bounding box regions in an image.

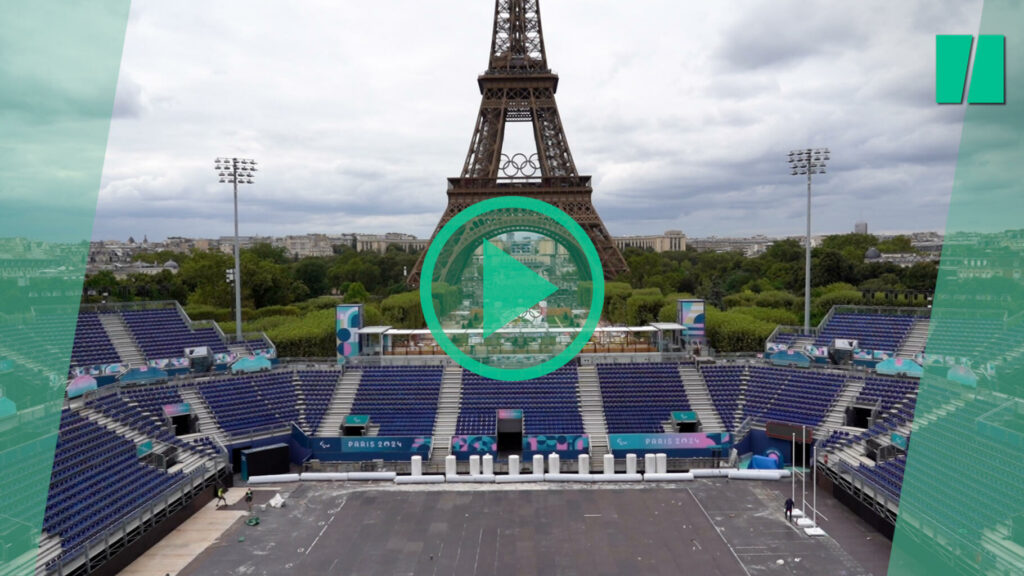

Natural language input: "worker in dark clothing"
[785,497,795,521]
[245,488,254,514]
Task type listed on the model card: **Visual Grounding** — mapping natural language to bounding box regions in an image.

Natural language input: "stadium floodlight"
[788,148,829,335]
[215,157,258,342]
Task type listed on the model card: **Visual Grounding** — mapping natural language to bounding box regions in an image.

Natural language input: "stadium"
[4,1,1024,576]
[0,296,1017,575]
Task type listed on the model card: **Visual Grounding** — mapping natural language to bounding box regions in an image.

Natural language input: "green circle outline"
[420,196,605,382]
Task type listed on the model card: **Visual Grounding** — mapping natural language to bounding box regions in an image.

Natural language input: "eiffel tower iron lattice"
[407,0,628,287]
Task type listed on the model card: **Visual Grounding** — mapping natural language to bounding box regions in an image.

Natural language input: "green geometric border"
[0,2,131,572]
[420,196,605,382]
[890,2,1023,574]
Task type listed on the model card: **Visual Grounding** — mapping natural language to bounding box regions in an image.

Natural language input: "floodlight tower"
[788,148,829,334]
[215,157,258,341]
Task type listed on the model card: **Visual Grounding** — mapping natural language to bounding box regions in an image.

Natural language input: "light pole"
[788,148,829,334]
[215,157,258,342]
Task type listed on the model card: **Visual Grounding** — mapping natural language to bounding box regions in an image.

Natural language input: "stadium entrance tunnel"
[496,410,524,458]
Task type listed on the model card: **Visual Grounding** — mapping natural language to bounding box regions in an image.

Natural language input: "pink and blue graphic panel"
[336,304,363,365]
[449,434,590,459]
[677,299,705,338]
[162,403,191,417]
[66,375,98,399]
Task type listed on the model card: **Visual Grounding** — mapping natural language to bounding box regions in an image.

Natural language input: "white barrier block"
[591,474,643,483]
[791,508,806,519]
[797,517,817,528]
[691,468,736,478]
[656,453,668,474]
[472,475,496,483]
[395,475,445,485]
[643,473,695,482]
[299,472,348,482]
[482,454,494,476]
[578,454,590,475]
[495,474,544,484]
[347,472,397,481]
[804,527,827,537]
[411,456,422,477]
[728,470,784,481]
[626,454,637,476]
[469,455,481,476]
[548,453,560,475]
[603,454,615,476]
[445,455,457,477]
[508,455,520,476]
[546,474,593,482]
[644,454,656,473]
[532,454,544,475]
[247,474,300,484]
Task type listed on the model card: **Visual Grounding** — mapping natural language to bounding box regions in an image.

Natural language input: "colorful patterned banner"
[162,403,191,417]
[677,299,705,338]
[336,304,363,365]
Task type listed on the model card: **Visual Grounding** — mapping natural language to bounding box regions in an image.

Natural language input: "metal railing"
[837,459,901,504]
[833,305,931,318]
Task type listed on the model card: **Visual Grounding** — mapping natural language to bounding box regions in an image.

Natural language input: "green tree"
[178,250,234,307]
[381,291,425,328]
[345,281,371,303]
[877,235,914,254]
[625,288,664,325]
[294,258,330,297]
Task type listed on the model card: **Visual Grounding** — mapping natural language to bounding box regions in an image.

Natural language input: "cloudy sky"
[94,0,983,242]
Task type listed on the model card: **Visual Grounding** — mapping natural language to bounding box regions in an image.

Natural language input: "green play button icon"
[482,239,559,338]
[420,196,605,381]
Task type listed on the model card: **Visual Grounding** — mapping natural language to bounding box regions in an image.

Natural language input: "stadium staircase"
[99,312,145,367]
[897,318,930,358]
[576,365,610,461]
[820,378,866,432]
[178,387,226,447]
[430,365,463,461]
[227,342,251,357]
[291,371,310,430]
[317,369,361,436]
[79,405,210,475]
[791,335,815,348]
[678,364,726,433]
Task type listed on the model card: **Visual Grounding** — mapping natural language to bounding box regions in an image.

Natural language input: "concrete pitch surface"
[176,480,891,576]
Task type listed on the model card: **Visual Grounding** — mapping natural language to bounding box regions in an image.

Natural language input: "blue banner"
[311,435,431,461]
[344,415,371,426]
[609,432,732,457]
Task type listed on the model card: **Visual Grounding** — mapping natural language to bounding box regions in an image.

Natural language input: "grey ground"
[180,479,892,576]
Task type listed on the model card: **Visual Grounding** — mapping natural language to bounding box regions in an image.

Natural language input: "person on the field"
[785,497,795,521]
[215,486,227,507]
[245,488,254,514]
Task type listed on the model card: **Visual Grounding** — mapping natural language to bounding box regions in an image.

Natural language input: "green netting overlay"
[0,2,129,573]
[890,2,1024,574]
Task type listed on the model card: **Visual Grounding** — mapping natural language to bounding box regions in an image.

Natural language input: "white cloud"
[95,0,983,241]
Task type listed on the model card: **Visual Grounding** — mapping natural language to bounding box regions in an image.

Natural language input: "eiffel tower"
[407,0,628,287]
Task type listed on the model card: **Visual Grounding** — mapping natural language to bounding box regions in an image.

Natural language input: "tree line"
[82,233,937,355]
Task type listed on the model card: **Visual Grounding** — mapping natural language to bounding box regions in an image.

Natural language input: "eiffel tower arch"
[407,0,628,287]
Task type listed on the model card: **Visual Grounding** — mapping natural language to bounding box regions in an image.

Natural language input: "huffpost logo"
[936,35,1005,104]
